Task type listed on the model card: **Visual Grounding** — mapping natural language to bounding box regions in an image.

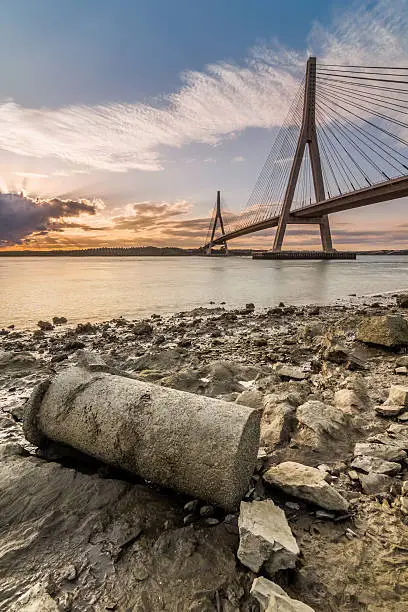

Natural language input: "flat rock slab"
[351,455,401,476]
[275,365,309,381]
[354,442,407,462]
[263,462,349,512]
[251,577,315,611]
[237,500,299,576]
[376,405,404,417]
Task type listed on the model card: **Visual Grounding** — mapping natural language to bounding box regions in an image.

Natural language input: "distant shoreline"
[1,247,408,257]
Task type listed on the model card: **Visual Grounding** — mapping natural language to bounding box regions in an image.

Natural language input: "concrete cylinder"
[24,366,260,509]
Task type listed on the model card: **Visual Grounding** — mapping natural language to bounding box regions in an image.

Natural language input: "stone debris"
[263,462,349,511]
[354,442,407,462]
[76,349,110,372]
[251,577,315,611]
[323,344,349,364]
[133,321,153,336]
[52,316,68,325]
[235,388,264,409]
[376,404,404,417]
[294,400,350,451]
[37,320,54,331]
[260,395,295,451]
[356,314,408,347]
[334,388,365,412]
[3,297,408,610]
[0,351,39,371]
[275,364,309,380]
[396,355,408,367]
[386,384,408,406]
[351,455,401,475]
[358,473,394,495]
[237,500,299,576]
[396,294,408,308]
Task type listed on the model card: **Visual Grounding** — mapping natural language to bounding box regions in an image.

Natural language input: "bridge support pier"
[273,57,334,252]
[319,215,333,252]
[206,190,228,255]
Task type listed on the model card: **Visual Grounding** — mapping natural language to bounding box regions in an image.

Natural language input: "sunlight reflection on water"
[1,255,408,328]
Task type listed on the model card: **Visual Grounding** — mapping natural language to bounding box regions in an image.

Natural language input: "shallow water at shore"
[1,254,408,327]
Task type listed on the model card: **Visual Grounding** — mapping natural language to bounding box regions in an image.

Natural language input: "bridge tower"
[206,190,228,255]
[273,57,333,252]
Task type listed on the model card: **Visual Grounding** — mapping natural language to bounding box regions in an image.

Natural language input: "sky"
[1,0,408,251]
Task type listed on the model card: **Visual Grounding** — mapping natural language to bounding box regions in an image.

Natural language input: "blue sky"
[1,0,408,250]
[0,0,333,106]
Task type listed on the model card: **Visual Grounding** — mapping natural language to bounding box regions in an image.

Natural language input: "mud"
[1,291,408,610]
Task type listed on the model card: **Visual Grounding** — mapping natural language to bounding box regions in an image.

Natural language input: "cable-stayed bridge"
[203,57,408,254]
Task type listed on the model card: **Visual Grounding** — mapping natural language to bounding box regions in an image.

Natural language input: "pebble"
[285,501,300,510]
[315,510,335,519]
[183,514,195,525]
[203,518,220,526]
[199,505,215,518]
[184,499,200,513]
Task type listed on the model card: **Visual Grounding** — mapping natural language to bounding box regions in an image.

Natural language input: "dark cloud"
[0,193,98,246]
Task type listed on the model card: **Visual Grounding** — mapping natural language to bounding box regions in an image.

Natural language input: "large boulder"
[251,577,315,612]
[237,500,299,576]
[263,462,349,511]
[356,314,408,348]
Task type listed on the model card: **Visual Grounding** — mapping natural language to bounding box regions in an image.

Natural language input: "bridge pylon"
[273,56,333,252]
[205,190,228,255]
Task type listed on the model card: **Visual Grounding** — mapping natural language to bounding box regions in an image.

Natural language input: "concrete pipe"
[24,364,260,509]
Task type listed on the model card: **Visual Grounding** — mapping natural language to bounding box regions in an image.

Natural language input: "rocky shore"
[2,294,408,611]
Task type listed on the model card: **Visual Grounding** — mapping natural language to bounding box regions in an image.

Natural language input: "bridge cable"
[315,106,356,192]
[318,102,390,181]
[317,89,408,173]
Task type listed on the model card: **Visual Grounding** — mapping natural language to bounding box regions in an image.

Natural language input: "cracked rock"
[237,500,299,576]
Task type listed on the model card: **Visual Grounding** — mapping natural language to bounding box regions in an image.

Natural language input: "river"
[1,255,408,328]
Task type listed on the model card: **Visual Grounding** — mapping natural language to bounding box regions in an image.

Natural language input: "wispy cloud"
[112,200,192,231]
[14,171,50,179]
[0,2,406,177]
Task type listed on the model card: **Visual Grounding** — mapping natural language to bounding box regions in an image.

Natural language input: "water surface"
[1,255,408,328]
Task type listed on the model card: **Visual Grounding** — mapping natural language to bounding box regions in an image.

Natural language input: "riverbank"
[1,295,408,610]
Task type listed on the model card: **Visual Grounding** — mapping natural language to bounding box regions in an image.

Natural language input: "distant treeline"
[0,246,255,257]
[0,247,406,257]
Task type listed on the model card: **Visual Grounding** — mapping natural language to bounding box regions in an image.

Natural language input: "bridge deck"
[205,175,408,248]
